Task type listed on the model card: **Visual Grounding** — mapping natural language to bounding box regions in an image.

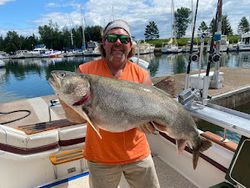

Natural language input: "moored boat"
[237,31,250,51]
[135,41,155,55]
[0,59,5,68]
[161,0,182,54]
[83,41,101,57]
[0,51,9,59]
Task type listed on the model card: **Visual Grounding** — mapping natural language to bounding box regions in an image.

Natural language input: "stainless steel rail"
[186,103,250,138]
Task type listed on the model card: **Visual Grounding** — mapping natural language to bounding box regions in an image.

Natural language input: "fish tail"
[199,137,212,152]
[192,137,212,169]
[192,150,200,170]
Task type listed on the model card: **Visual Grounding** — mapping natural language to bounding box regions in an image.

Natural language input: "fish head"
[49,70,90,106]
[49,70,102,138]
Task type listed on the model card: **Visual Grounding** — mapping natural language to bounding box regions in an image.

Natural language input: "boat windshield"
[226,137,250,188]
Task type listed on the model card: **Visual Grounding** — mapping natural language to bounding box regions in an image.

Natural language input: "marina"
[1,52,250,102]
[0,50,250,187]
[1,0,250,187]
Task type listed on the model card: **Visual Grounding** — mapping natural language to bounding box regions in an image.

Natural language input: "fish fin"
[81,111,102,139]
[58,98,102,139]
[152,122,168,132]
[192,137,212,170]
[199,137,213,152]
[192,150,200,170]
[176,139,187,154]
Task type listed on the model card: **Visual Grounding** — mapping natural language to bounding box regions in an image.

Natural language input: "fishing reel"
[208,53,221,63]
[190,52,199,62]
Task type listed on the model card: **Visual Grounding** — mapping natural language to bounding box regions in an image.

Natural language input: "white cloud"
[1,0,249,39]
[0,0,14,6]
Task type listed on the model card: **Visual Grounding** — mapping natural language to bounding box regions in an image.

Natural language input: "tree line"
[144,7,250,40]
[0,7,249,53]
[0,21,102,53]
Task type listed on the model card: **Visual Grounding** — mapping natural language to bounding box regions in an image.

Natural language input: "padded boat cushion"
[0,125,59,154]
[58,124,87,146]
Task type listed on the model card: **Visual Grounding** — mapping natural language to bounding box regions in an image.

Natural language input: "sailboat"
[161,0,182,54]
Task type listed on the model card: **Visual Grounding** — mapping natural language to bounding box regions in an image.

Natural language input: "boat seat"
[58,123,87,148]
[0,124,59,155]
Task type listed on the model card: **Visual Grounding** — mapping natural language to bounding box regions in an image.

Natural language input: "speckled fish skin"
[49,70,212,169]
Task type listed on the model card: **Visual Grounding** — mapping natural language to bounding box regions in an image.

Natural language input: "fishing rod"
[185,0,199,89]
[206,0,222,77]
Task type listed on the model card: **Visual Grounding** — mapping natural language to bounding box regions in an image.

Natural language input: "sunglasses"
[105,34,131,44]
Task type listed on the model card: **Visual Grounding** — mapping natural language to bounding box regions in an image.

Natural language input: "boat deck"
[0,96,197,188]
[0,95,67,131]
[154,156,197,188]
[42,156,197,188]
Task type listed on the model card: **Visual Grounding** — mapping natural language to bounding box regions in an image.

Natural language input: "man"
[78,19,160,188]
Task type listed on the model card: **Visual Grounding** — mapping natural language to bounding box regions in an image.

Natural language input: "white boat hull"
[0,96,246,188]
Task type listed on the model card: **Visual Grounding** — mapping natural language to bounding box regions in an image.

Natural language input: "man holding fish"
[78,19,160,188]
[50,19,212,188]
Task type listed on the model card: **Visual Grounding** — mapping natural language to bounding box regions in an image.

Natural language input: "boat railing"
[178,87,250,139]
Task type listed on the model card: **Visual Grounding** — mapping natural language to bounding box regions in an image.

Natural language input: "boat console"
[211,136,250,188]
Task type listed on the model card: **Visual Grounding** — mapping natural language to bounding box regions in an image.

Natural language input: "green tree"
[61,27,72,49]
[22,34,39,50]
[209,15,233,35]
[38,20,63,50]
[222,15,233,35]
[4,31,22,53]
[0,36,4,50]
[198,21,208,33]
[175,7,192,38]
[144,21,159,40]
[84,25,102,42]
[237,16,250,35]
[209,18,215,34]
[0,22,104,52]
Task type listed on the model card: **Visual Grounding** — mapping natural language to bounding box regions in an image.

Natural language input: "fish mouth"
[49,72,61,90]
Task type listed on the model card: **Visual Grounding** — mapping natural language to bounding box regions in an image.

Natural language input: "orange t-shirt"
[79,58,151,164]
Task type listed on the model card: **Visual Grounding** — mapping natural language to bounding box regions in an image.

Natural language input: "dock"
[153,67,250,108]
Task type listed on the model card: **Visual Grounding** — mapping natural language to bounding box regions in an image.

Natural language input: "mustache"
[109,53,126,62]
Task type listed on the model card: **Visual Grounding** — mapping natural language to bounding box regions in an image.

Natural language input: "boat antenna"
[185,0,199,89]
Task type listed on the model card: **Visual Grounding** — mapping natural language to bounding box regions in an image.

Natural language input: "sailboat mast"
[68,15,74,48]
[171,0,176,44]
[81,17,86,50]
[70,30,74,47]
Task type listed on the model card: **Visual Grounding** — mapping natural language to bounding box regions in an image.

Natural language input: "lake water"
[0,52,250,142]
[1,52,250,103]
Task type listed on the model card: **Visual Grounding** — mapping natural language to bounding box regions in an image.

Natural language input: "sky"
[0,0,250,40]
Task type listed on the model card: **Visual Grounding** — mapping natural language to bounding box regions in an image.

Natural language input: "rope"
[0,110,31,125]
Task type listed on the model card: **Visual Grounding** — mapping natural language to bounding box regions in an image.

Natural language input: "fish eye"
[60,72,66,78]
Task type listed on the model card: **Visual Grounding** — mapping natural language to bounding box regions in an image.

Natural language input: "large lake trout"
[49,70,212,169]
